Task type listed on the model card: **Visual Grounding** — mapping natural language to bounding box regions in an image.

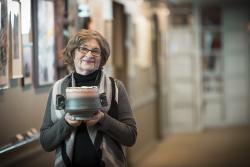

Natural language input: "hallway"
[137,126,250,167]
[1,1,250,166]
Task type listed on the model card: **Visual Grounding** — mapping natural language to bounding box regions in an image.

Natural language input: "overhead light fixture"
[78,4,90,17]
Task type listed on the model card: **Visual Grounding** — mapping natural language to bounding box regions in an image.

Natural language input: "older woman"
[40,29,137,167]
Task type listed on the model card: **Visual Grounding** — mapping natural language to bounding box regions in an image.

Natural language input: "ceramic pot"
[65,86,102,120]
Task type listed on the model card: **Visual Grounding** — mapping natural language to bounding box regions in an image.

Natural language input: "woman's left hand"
[85,110,104,126]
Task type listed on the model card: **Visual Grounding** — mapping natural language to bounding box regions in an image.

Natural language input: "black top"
[72,70,101,167]
[73,70,101,87]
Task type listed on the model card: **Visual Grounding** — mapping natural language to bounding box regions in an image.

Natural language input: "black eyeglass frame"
[77,46,101,57]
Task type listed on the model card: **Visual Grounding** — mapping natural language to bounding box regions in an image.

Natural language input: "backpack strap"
[94,77,118,155]
[51,74,71,122]
[61,141,73,167]
[108,77,118,118]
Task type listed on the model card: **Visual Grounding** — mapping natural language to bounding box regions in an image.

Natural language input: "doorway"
[112,2,128,86]
[201,6,225,127]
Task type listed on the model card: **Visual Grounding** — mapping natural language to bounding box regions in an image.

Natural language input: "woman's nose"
[85,50,93,57]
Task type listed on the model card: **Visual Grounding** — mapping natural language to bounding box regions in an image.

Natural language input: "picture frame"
[0,0,10,89]
[20,0,33,85]
[33,0,56,86]
[10,0,23,79]
[54,0,68,79]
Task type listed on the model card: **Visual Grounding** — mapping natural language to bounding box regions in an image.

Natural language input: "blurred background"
[0,0,250,166]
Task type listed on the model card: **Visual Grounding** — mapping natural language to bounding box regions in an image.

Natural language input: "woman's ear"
[100,56,106,67]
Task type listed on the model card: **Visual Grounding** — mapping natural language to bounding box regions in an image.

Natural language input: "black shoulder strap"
[108,77,118,119]
[110,77,116,102]
[60,75,73,167]
[61,141,73,167]
[94,77,118,151]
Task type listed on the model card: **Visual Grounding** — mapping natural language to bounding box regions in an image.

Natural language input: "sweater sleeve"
[98,80,137,147]
[40,89,74,152]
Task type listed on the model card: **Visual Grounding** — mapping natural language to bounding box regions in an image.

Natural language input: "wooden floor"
[136,126,250,167]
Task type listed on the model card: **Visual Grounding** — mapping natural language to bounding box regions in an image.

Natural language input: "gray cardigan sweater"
[40,72,137,167]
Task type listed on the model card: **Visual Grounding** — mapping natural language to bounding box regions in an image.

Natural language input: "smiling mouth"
[80,59,94,64]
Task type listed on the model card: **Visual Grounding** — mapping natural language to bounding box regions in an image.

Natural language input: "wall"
[0,80,54,166]
[122,2,170,165]
[127,67,158,166]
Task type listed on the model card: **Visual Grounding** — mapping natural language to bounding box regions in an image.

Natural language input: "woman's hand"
[85,110,104,126]
[64,113,82,127]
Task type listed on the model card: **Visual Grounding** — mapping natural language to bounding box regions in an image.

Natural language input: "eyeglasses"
[77,46,101,57]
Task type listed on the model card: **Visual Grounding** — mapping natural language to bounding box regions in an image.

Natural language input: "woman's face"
[74,39,101,75]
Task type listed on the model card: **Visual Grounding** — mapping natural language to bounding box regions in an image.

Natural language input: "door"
[223,6,250,125]
[112,2,128,86]
[166,6,201,133]
[167,27,200,132]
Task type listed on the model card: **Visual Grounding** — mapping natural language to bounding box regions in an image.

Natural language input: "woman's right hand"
[64,113,82,127]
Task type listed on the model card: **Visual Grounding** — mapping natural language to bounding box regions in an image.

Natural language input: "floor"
[136,126,250,167]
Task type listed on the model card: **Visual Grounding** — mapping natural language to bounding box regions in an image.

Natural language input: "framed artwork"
[10,0,23,78]
[54,0,68,79]
[89,0,105,34]
[0,0,10,89]
[20,0,32,85]
[33,0,56,86]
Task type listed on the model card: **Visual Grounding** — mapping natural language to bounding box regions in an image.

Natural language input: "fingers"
[64,111,104,127]
[85,111,104,126]
[86,120,96,126]
[65,113,73,120]
[64,113,82,127]
[85,115,98,126]
[65,113,77,121]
